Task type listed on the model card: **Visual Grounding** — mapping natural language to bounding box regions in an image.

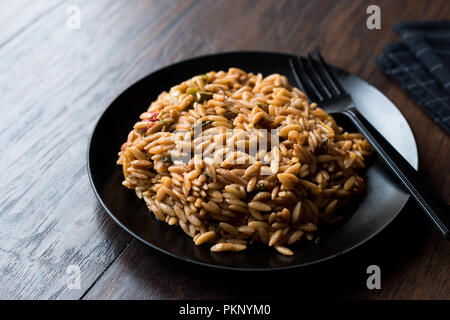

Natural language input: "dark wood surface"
[0,0,448,300]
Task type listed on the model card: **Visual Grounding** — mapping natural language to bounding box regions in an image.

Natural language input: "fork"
[289,51,450,239]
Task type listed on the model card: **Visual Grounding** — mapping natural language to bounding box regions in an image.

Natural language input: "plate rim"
[87,50,418,271]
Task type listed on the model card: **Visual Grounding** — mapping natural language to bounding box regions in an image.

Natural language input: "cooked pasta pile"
[117,68,372,255]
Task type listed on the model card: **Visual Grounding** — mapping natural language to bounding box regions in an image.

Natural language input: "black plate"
[88,51,418,271]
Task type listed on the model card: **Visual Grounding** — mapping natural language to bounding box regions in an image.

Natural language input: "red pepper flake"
[358,177,364,184]
[143,111,160,122]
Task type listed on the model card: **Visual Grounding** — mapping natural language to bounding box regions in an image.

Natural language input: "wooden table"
[0,0,448,300]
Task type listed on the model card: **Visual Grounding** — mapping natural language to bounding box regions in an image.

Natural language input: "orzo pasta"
[117,68,372,255]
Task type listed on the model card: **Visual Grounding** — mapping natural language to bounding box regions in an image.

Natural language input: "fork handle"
[342,106,450,239]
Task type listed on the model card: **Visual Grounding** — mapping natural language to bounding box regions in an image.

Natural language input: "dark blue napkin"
[376,21,450,134]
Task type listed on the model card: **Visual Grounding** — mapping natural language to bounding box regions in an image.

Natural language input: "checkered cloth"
[376,21,450,134]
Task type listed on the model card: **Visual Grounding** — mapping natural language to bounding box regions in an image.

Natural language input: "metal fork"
[289,51,450,239]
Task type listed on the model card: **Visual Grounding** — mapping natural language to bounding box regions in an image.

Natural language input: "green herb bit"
[197,74,209,83]
[162,156,173,164]
[157,111,166,120]
[202,171,212,182]
[201,120,213,127]
[197,91,213,102]
[161,118,174,126]
[256,101,268,112]
[186,87,198,97]
[320,138,328,153]
[137,129,147,136]
[256,182,266,191]
[186,87,212,105]
[193,120,213,131]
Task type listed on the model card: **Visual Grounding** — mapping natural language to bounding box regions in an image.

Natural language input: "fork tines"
[289,51,345,103]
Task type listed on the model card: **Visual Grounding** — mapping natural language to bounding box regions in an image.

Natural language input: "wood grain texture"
[0,0,448,300]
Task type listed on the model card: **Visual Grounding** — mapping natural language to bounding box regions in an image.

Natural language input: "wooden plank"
[0,0,63,49]
[0,0,198,299]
